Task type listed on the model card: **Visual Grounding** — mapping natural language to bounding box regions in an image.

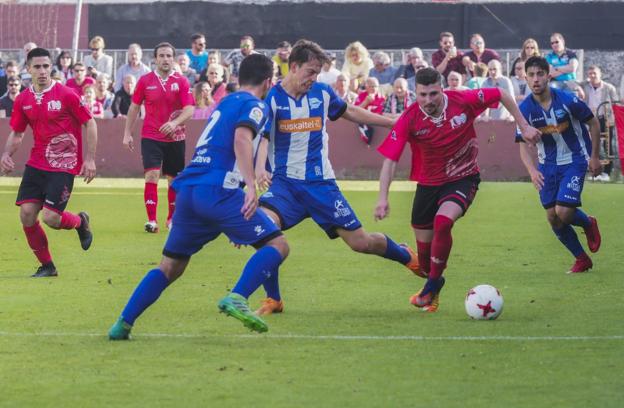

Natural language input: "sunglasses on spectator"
[240,44,252,48]
[472,41,484,45]
[195,42,206,46]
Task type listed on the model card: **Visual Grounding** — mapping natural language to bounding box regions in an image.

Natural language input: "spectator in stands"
[333,73,357,104]
[112,74,136,118]
[0,60,19,96]
[225,35,258,82]
[114,43,150,92]
[382,77,415,118]
[520,38,540,62]
[95,73,115,118]
[272,41,292,80]
[192,81,213,119]
[482,59,515,120]
[19,42,37,71]
[186,33,209,73]
[432,31,466,82]
[545,33,579,91]
[82,84,104,118]
[199,50,229,83]
[0,76,21,117]
[177,53,197,86]
[317,52,341,85]
[368,51,397,90]
[204,63,227,105]
[394,47,428,92]
[53,50,73,84]
[66,62,96,96]
[510,57,531,102]
[445,71,468,91]
[462,33,501,78]
[341,41,374,92]
[83,35,113,78]
[355,77,385,144]
[466,62,488,89]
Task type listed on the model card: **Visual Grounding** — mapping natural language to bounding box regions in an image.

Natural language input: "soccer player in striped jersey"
[517,56,602,273]
[253,40,422,316]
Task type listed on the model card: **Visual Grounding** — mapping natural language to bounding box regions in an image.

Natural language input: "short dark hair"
[277,41,292,49]
[239,54,274,86]
[7,75,21,84]
[26,47,51,63]
[191,33,205,42]
[154,42,176,58]
[525,56,549,74]
[415,67,442,86]
[288,39,329,67]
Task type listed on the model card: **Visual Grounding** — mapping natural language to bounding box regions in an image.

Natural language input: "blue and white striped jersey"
[517,87,594,166]
[173,91,268,190]
[263,82,347,181]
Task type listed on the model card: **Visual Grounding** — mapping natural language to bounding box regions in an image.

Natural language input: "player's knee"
[145,170,160,183]
[555,207,574,224]
[19,207,39,227]
[348,235,371,254]
[546,212,561,228]
[41,209,61,229]
[159,256,188,282]
[268,236,289,259]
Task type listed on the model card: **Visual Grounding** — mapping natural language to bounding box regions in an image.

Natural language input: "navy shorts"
[16,165,75,214]
[259,175,362,239]
[163,185,282,260]
[539,162,587,209]
[141,138,185,177]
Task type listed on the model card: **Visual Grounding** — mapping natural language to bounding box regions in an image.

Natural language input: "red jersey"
[378,88,501,186]
[355,91,386,114]
[132,71,194,142]
[65,77,96,96]
[10,81,93,175]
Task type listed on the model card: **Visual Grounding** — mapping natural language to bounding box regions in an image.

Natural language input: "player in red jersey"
[123,42,194,233]
[0,48,97,277]
[375,68,541,311]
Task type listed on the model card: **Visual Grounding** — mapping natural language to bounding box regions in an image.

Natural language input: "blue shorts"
[539,162,587,209]
[259,175,362,239]
[163,185,282,259]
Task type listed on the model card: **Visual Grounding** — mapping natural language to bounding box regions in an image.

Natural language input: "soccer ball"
[465,284,503,320]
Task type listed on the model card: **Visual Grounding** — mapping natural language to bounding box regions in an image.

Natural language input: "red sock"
[167,186,176,221]
[416,240,432,275]
[144,182,158,222]
[23,221,52,265]
[429,215,454,280]
[59,211,82,230]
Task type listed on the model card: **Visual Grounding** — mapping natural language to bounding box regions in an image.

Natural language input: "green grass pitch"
[0,180,622,407]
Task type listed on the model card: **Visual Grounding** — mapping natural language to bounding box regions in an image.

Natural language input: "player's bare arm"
[80,118,98,183]
[234,126,258,220]
[254,136,272,190]
[0,131,24,175]
[518,143,544,191]
[159,105,194,137]
[374,158,397,221]
[122,102,141,152]
[586,116,603,177]
[499,89,541,144]
[342,104,396,128]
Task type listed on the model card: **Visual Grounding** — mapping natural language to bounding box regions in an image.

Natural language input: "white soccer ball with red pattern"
[465,285,503,320]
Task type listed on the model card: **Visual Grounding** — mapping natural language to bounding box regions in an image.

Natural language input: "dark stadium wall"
[87,1,624,50]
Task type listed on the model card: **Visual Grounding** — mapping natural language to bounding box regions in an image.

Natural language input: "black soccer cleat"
[77,211,93,250]
[32,263,58,278]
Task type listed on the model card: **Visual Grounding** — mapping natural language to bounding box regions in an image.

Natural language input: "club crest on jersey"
[555,109,566,119]
[170,83,179,92]
[249,107,264,124]
[47,100,61,111]
[308,98,322,109]
[477,89,485,103]
[450,113,467,129]
[390,130,397,140]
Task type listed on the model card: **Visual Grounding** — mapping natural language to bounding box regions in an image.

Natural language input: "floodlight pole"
[71,0,84,61]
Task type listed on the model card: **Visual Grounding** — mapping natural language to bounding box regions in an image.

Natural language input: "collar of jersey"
[29,80,57,96]
[419,93,448,125]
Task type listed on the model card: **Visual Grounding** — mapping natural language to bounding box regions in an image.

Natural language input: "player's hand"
[0,153,15,175]
[123,133,134,152]
[374,199,390,221]
[588,156,603,177]
[80,158,97,184]
[159,121,177,137]
[529,169,544,191]
[521,125,541,145]
[256,169,272,191]
[241,188,258,221]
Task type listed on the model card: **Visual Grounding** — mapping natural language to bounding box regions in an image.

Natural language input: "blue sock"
[232,246,283,299]
[552,225,584,257]
[570,208,590,228]
[262,269,281,301]
[121,268,170,326]
[383,235,411,265]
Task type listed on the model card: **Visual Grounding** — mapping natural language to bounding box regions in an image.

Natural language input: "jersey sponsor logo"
[333,199,352,218]
[47,100,62,111]
[254,225,265,236]
[146,86,158,90]
[46,133,78,169]
[170,83,179,92]
[538,121,569,135]
[567,176,581,192]
[450,113,467,129]
[249,107,264,124]
[191,155,211,164]
[196,148,208,155]
[308,97,322,109]
[277,117,322,133]
[23,105,32,110]
[276,105,289,111]
[414,128,429,136]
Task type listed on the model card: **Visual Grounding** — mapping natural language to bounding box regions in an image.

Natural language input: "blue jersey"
[263,82,347,181]
[517,87,594,166]
[173,91,268,190]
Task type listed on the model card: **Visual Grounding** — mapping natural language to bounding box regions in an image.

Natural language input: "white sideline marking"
[0,331,622,341]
